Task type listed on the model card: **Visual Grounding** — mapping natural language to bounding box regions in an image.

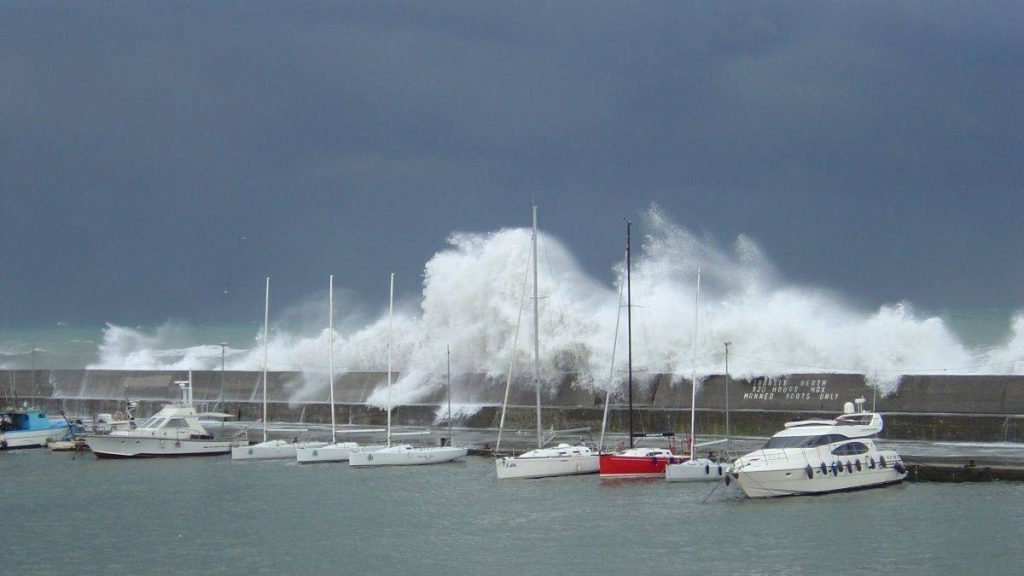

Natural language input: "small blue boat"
[0,409,71,449]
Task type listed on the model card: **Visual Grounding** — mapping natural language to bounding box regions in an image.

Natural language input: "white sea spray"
[85,207,1022,399]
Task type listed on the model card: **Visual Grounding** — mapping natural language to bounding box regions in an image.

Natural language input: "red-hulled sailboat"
[599,220,685,478]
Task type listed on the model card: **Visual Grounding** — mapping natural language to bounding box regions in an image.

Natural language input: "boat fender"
[831,462,839,476]
[175,441,182,448]
[717,465,723,476]
[894,462,906,474]
[855,460,862,472]
[846,461,853,473]
[879,456,887,468]
[869,457,876,469]
[820,462,828,476]
[805,464,814,479]
[705,464,710,475]
[724,474,731,486]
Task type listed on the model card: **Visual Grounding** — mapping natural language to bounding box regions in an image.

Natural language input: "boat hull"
[87,435,237,458]
[349,445,467,467]
[1,427,67,449]
[231,440,328,460]
[733,450,907,498]
[599,452,677,478]
[665,458,731,482]
[496,454,599,479]
[295,442,386,463]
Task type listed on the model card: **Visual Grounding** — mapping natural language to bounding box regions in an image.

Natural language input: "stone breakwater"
[4,370,1023,442]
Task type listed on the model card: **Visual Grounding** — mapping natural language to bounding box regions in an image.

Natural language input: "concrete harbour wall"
[3,370,1023,442]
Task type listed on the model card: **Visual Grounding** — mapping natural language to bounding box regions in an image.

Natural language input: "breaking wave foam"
[88,206,1023,398]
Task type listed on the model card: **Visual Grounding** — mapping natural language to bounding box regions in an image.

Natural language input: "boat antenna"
[689,268,701,458]
[387,272,394,448]
[626,219,634,450]
[262,276,270,444]
[329,275,336,444]
[532,204,542,449]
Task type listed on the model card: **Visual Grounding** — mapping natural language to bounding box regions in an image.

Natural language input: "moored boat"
[730,398,907,498]
[494,205,598,479]
[86,372,238,458]
[0,409,70,449]
[599,221,681,478]
[600,446,676,478]
[349,273,466,468]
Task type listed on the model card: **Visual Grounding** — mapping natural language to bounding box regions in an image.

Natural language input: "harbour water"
[4,449,1021,575]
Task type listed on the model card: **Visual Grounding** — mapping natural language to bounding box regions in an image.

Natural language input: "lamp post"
[724,341,731,446]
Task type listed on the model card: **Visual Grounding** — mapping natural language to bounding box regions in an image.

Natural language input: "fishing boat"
[599,220,680,478]
[233,277,327,460]
[349,273,467,467]
[297,275,384,463]
[729,398,907,498]
[495,205,598,479]
[666,268,730,482]
[86,372,238,458]
[0,408,71,449]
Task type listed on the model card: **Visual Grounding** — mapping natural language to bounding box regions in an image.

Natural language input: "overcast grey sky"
[2,1,1021,327]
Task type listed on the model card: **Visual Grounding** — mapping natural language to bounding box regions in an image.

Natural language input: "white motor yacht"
[730,398,906,498]
[87,373,237,458]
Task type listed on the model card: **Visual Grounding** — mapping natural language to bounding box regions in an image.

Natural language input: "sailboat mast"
[387,272,394,448]
[329,275,336,444]
[689,268,701,458]
[262,277,270,444]
[447,345,453,446]
[532,205,542,449]
[626,220,634,450]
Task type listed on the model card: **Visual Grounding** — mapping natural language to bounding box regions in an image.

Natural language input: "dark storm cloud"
[2,1,1021,326]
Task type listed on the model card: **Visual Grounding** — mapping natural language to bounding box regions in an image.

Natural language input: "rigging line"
[599,252,627,454]
[495,238,533,455]
[538,229,589,380]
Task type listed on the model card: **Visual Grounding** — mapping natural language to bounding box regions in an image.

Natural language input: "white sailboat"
[349,273,467,467]
[495,205,599,479]
[666,268,730,482]
[297,275,384,463]
[233,277,326,461]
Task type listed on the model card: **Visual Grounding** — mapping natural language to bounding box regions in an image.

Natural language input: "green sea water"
[2,449,1022,576]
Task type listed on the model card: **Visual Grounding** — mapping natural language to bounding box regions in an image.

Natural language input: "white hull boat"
[1,409,71,449]
[665,457,731,482]
[349,444,467,467]
[1,426,67,449]
[296,442,386,463]
[87,372,237,459]
[232,439,328,460]
[496,444,599,479]
[88,435,237,458]
[494,206,597,480]
[731,399,907,498]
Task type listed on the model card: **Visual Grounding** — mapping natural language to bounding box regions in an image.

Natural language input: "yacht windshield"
[763,434,849,449]
[140,417,165,429]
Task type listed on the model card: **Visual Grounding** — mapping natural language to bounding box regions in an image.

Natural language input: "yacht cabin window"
[831,441,870,456]
[141,417,165,429]
[164,418,189,428]
[763,434,850,449]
